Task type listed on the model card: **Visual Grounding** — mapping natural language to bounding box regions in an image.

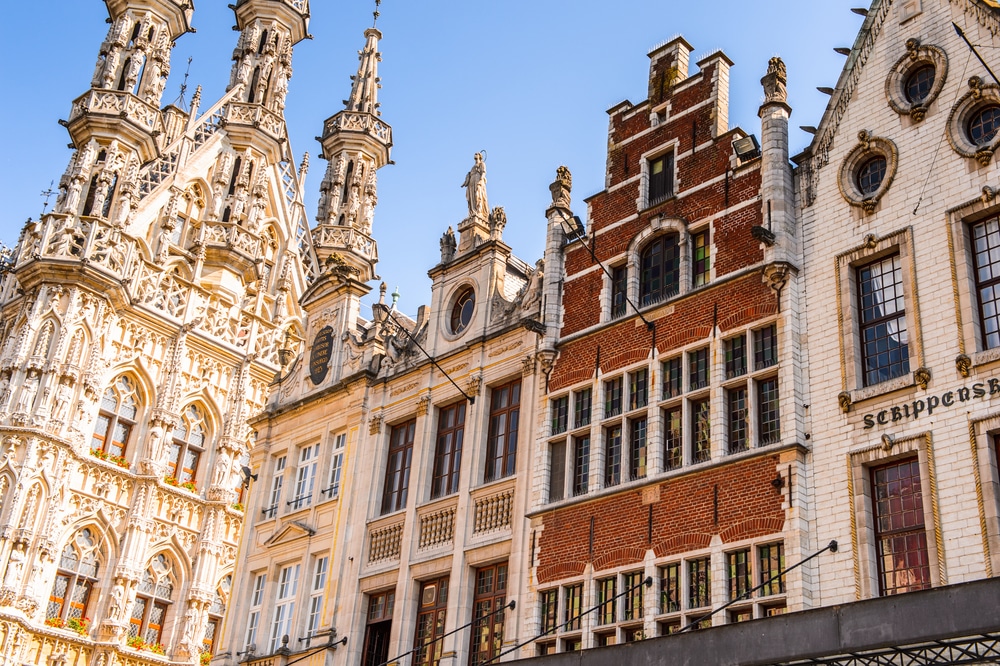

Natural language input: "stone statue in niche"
[3,542,26,589]
[440,227,456,263]
[461,152,489,220]
[520,258,545,313]
[550,165,572,210]
[761,57,787,105]
[16,371,40,414]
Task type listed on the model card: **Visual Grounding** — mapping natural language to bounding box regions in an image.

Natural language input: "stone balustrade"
[473,487,514,535]
[368,520,403,564]
[418,506,455,550]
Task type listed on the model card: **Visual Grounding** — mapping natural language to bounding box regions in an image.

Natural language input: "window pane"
[857,254,909,386]
[574,389,592,428]
[663,407,682,471]
[727,387,748,454]
[604,425,622,487]
[871,458,931,595]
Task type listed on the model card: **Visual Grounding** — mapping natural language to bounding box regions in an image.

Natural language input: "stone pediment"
[263,520,316,547]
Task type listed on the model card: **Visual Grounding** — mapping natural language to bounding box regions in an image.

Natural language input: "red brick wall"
[550,273,776,392]
[535,455,785,583]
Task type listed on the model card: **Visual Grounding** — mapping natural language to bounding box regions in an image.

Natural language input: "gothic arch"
[15,480,47,531]
[0,472,13,524]
[31,319,59,360]
[57,518,118,562]
[101,364,154,411]
[143,543,192,585]
[63,328,89,367]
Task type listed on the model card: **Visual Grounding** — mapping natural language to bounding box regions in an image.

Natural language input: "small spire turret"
[311,25,393,286]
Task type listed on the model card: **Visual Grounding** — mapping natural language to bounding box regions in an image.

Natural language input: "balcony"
[367,518,403,565]
[417,501,456,551]
[472,482,515,537]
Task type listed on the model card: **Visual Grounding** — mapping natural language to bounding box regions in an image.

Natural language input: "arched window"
[131,553,175,647]
[258,30,269,54]
[639,234,681,307]
[47,528,101,626]
[92,376,139,459]
[342,161,354,208]
[228,157,243,196]
[169,405,207,485]
[248,67,261,104]
[101,173,119,218]
[82,174,101,216]
[203,575,231,657]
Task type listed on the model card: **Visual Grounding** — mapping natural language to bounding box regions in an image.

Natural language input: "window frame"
[647,151,675,206]
[168,404,209,486]
[469,562,508,666]
[91,375,139,460]
[381,419,416,515]
[432,402,466,499]
[485,380,521,482]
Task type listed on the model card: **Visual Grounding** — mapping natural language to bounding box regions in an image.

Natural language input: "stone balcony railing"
[224,102,285,143]
[367,519,404,565]
[417,502,456,550]
[17,214,135,277]
[312,225,378,265]
[472,483,515,536]
[322,111,392,145]
[69,89,162,133]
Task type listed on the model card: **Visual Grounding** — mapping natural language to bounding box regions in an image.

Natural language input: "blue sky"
[0,1,863,317]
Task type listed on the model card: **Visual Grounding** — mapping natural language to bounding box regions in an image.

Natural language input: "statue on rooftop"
[461,152,489,220]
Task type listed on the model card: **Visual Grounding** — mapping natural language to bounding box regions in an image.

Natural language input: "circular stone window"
[947,76,1000,165]
[450,287,475,335]
[856,155,887,196]
[904,64,935,104]
[885,38,947,122]
[968,104,1000,147]
[838,131,898,214]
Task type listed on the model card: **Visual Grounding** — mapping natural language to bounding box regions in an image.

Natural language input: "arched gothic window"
[47,528,102,625]
[92,376,139,459]
[639,234,681,307]
[203,575,231,656]
[169,405,207,485]
[32,321,55,358]
[131,553,175,646]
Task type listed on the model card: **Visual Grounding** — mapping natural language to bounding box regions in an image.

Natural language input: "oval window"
[450,288,475,334]
[904,64,934,104]
[856,155,887,196]
[968,104,1000,147]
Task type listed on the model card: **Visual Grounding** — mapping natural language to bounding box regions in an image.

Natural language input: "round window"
[968,104,1000,147]
[450,288,475,334]
[856,155,887,196]
[904,64,935,104]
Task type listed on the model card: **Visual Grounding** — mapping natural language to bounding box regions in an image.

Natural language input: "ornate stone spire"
[311,25,393,286]
[345,28,383,116]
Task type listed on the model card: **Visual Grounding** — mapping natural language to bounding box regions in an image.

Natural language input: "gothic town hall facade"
[2,1,1000,666]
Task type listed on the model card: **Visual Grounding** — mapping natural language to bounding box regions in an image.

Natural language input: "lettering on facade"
[309,326,335,385]
[488,340,523,357]
[389,381,419,397]
[862,378,1000,429]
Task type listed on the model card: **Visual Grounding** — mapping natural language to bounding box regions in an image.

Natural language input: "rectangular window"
[485,380,521,482]
[572,436,590,496]
[381,420,416,515]
[432,402,466,499]
[753,324,778,370]
[648,152,675,205]
[264,456,286,519]
[725,335,747,378]
[539,590,558,634]
[413,578,449,666]
[291,443,320,510]
[363,591,394,666]
[857,254,910,386]
[757,378,780,445]
[727,387,748,454]
[269,564,300,653]
[551,396,569,435]
[629,418,647,481]
[692,230,711,287]
[604,377,623,418]
[244,573,266,649]
[871,457,931,595]
[687,558,711,609]
[623,571,644,621]
[548,440,566,503]
[663,407,682,471]
[564,584,583,631]
[971,217,1000,349]
[469,563,507,666]
[727,549,751,602]
[692,398,711,463]
[324,433,347,499]
[659,563,680,614]
[604,425,622,487]
[308,556,329,636]
[628,369,648,411]
[597,577,616,625]
[611,265,628,319]
[574,389,592,428]
[661,357,682,399]
[689,348,709,391]
[758,543,785,596]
